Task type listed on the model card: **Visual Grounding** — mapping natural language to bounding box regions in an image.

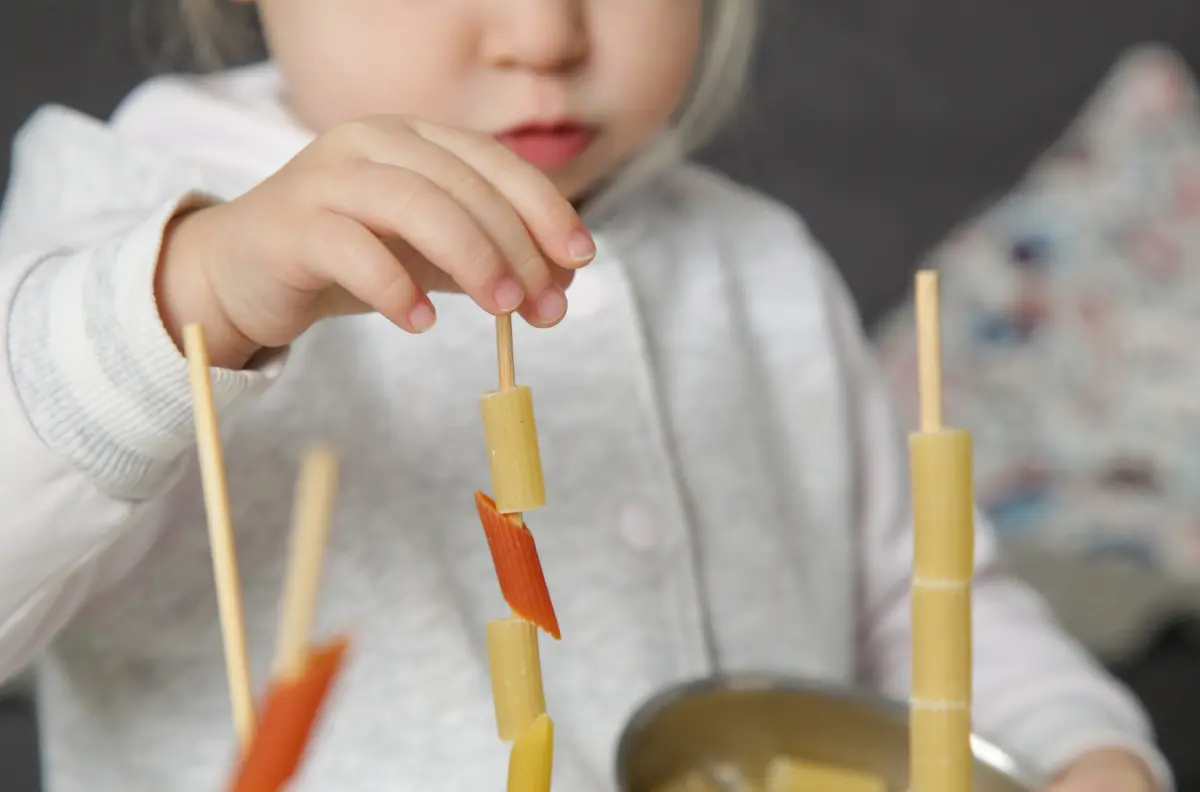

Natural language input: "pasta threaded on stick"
[507,713,555,792]
[479,314,557,790]
[229,446,350,792]
[477,313,558,636]
[487,617,547,741]
[476,491,560,638]
[482,313,546,515]
[230,637,348,792]
[908,271,974,792]
[187,324,349,790]
[480,383,545,513]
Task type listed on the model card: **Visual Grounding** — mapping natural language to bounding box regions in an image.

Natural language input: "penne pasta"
[506,714,554,792]
[487,618,547,741]
[480,384,546,514]
[475,491,561,639]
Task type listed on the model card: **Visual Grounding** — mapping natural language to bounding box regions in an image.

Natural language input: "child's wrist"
[157,205,261,370]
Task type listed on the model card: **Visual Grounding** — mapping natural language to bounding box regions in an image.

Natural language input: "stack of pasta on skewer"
[476,313,561,792]
[907,270,974,792]
[653,270,977,792]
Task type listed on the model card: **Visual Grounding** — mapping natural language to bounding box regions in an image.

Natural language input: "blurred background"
[2,1,1200,790]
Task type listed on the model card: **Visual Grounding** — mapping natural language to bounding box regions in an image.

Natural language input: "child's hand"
[1043,749,1157,792]
[157,116,595,368]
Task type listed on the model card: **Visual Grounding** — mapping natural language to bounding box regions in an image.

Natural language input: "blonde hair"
[680,0,760,157]
[135,0,257,69]
[590,0,759,217]
[177,0,245,67]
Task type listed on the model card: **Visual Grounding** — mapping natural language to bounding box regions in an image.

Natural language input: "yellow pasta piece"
[487,618,546,741]
[480,385,546,513]
[909,430,975,581]
[659,774,719,792]
[507,713,554,792]
[909,428,974,792]
[765,757,885,792]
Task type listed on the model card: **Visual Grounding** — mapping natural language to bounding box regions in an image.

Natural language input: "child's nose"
[483,0,589,74]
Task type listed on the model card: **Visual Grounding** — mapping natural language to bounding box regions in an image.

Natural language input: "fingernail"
[493,277,524,312]
[537,285,567,323]
[567,227,596,263]
[409,301,436,333]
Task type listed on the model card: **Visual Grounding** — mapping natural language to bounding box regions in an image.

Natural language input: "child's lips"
[495,121,597,170]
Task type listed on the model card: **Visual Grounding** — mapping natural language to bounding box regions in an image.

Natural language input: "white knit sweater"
[0,63,1169,792]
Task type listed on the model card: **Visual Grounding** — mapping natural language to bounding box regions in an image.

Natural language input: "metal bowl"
[616,674,1035,792]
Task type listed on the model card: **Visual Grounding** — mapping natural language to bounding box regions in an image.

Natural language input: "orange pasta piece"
[474,491,561,639]
[229,637,349,792]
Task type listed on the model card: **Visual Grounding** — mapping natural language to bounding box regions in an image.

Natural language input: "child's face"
[247,0,704,200]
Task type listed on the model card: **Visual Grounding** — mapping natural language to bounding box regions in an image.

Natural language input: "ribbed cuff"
[7,193,285,500]
[998,704,1174,792]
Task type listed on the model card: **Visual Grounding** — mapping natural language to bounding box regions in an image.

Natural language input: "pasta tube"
[480,385,546,514]
[228,637,349,792]
[909,429,974,792]
[475,491,561,639]
[487,618,547,741]
[506,714,554,792]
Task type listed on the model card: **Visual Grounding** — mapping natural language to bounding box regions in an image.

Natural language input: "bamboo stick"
[183,324,256,750]
[274,445,340,680]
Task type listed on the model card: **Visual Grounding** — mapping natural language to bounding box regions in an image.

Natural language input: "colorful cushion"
[873,45,1200,580]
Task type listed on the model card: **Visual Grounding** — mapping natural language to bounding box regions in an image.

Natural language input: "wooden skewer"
[908,270,974,792]
[495,314,523,529]
[497,314,517,392]
[495,314,524,623]
[183,323,256,750]
[274,445,340,680]
[915,271,943,433]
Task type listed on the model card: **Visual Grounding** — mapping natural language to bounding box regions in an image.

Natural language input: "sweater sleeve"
[825,268,1173,790]
[0,193,283,684]
[7,193,279,498]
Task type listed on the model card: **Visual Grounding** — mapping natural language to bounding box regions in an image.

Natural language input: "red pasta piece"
[229,637,349,792]
[474,491,561,640]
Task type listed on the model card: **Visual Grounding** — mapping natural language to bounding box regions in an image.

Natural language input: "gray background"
[1,1,1199,789]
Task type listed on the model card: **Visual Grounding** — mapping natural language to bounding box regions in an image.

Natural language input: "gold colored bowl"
[616,675,1034,792]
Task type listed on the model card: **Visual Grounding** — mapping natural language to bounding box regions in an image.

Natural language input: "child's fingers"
[408,120,596,270]
[511,264,577,327]
[309,161,520,318]
[352,129,566,326]
[304,213,435,333]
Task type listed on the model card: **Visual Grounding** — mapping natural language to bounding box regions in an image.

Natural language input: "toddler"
[0,1,1171,790]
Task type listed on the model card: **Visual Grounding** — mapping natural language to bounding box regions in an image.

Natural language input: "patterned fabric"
[873,45,1200,578]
